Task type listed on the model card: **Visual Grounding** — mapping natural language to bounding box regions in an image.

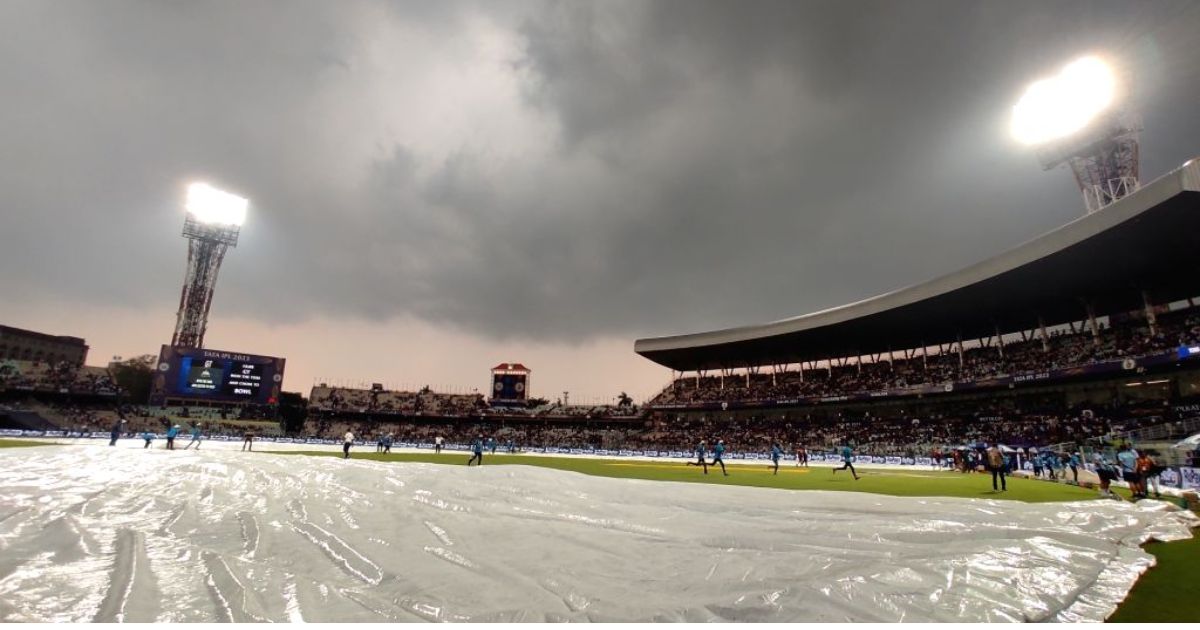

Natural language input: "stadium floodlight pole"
[171,183,248,349]
[1011,55,1141,214]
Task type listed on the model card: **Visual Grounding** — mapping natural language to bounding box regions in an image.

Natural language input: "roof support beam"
[1143,290,1158,337]
[1083,300,1100,346]
[956,333,964,371]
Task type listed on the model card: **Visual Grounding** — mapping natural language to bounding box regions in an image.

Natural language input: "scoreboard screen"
[491,373,528,402]
[153,345,285,404]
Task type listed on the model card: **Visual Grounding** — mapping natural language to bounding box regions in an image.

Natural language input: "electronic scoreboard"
[152,345,285,404]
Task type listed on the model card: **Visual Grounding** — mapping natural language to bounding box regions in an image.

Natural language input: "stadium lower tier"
[7,365,1200,465]
[299,390,1195,465]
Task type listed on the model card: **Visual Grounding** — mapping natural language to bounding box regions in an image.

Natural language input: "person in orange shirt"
[1136,451,1159,499]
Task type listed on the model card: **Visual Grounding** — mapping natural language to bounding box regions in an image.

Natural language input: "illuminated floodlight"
[186,182,248,227]
[1011,56,1116,145]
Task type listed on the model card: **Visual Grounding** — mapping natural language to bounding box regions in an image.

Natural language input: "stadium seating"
[0,360,118,396]
[648,304,1200,407]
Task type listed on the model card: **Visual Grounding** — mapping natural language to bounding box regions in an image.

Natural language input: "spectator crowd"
[650,306,1200,406]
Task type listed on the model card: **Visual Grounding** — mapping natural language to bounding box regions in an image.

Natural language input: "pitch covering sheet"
[0,444,1194,622]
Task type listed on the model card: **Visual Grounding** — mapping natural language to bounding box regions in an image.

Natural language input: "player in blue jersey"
[165,424,180,450]
[710,439,728,476]
[686,440,709,474]
[833,444,860,480]
[183,424,203,450]
[467,435,484,466]
[770,442,783,474]
[1116,443,1141,497]
[1092,451,1118,498]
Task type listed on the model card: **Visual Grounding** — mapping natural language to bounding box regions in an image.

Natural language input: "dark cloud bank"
[3,0,1199,343]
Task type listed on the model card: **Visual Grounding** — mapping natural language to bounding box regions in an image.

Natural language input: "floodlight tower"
[1011,56,1141,214]
[171,183,248,348]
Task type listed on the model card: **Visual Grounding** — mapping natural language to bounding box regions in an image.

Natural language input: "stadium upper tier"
[635,159,1200,371]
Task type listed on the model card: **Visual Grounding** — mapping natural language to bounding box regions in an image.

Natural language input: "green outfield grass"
[273,448,1197,622]
[274,448,1124,502]
[0,438,54,448]
[1107,536,1200,623]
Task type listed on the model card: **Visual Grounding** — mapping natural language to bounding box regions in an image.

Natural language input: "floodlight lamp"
[1010,56,1116,145]
[186,182,248,226]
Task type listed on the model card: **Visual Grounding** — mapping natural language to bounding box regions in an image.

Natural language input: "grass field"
[273,448,1197,622]
[275,449,1125,503]
[0,438,54,448]
[1108,536,1200,623]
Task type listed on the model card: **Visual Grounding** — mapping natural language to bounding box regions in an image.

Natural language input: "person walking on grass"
[986,443,1006,492]
[467,435,484,466]
[1093,451,1117,498]
[1136,450,1158,500]
[1069,451,1081,483]
[833,443,860,480]
[242,430,255,452]
[686,440,709,474]
[343,431,354,459]
[795,444,808,467]
[710,439,729,476]
[770,442,783,475]
[1117,443,1141,499]
[383,433,393,454]
[434,435,444,454]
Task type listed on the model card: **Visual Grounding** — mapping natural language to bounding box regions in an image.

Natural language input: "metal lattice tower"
[1034,112,1142,214]
[171,214,241,348]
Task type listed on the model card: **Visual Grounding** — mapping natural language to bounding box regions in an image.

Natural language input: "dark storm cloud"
[3,0,1200,342]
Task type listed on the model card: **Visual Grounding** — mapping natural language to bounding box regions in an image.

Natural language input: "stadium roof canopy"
[635,159,1200,371]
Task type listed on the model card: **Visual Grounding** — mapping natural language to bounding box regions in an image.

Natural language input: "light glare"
[1011,56,1116,145]
[186,183,248,226]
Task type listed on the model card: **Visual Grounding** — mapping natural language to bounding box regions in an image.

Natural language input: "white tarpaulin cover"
[1174,432,1200,449]
[0,445,1195,622]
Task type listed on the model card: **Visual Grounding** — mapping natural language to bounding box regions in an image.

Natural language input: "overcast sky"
[3,0,1200,402]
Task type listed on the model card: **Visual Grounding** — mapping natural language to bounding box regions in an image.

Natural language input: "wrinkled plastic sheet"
[0,444,1194,622]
